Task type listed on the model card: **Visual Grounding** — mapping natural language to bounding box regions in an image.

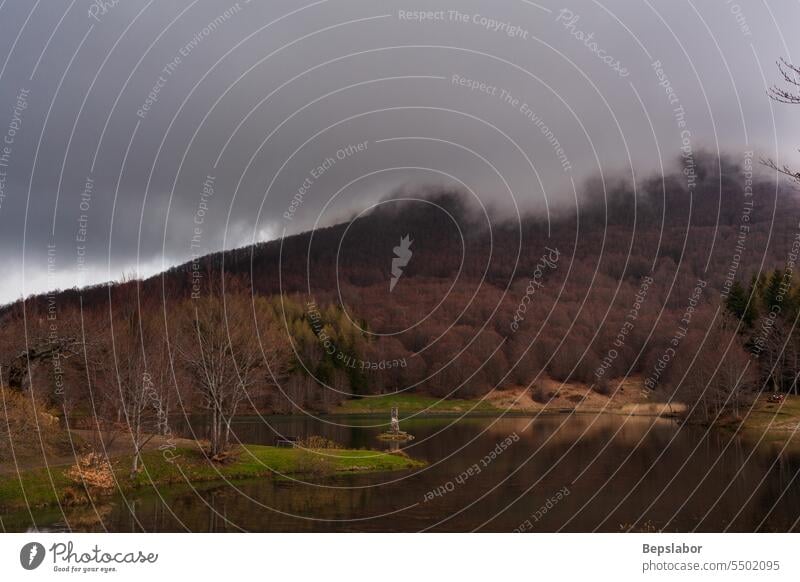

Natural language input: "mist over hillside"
[3,152,798,415]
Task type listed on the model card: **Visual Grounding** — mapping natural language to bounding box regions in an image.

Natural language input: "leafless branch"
[769,58,800,104]
[760,155,800,185]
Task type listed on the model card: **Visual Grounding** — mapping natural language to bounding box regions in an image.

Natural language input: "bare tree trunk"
[131,447,139,477]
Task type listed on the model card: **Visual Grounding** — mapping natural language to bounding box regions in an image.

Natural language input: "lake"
[10,413,800,532]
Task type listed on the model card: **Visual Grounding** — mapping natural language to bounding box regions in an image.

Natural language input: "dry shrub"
[298,435,343,449]
[61,486,88,507]
[65,452,115,490]
[294,450,335,476]
[592,380,612,396]
[530,383,550,404]
[209,448,240,464]
[0,388,67,463]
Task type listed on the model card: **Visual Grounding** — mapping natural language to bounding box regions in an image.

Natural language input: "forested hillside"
[2,153,799,429]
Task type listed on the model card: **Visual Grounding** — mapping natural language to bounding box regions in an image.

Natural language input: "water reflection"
[13,414,800,532]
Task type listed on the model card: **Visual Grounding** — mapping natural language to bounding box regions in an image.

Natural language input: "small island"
[0,436,424,514]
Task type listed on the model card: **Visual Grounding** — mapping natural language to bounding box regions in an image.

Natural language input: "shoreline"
[324,408,683,417]
[4,393,799,515]
[329,386,686,418]
[0,444,424,514]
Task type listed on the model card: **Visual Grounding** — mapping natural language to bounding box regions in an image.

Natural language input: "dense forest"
[2,151,800,455]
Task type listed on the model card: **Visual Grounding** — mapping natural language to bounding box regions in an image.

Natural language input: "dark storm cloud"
[0,0,798,303]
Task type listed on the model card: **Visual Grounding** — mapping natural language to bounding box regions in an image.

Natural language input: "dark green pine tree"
[778,271,798,318]
[725,280,757,327]
[762,269,785,312]
[753,271,768,299]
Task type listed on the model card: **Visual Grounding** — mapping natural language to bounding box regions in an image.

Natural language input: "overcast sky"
[0,0,799,304]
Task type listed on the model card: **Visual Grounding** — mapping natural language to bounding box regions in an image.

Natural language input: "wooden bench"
[275,436,300,448]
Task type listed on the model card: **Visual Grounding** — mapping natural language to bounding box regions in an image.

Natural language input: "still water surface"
[14,414,800,532]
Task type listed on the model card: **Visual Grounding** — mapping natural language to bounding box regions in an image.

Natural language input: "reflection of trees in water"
[20,417,800,532]
[483,414,672,447]
[180,415,374,450]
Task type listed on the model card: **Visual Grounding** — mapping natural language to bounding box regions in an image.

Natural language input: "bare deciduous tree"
[672,315,755,424]
[178,294,288,457]
[764,58,800,183]
[101,304,163,477]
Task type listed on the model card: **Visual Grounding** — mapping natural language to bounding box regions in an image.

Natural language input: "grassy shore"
[0,444,424,513]
[335,393,501,414]
[738,394,800,437]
